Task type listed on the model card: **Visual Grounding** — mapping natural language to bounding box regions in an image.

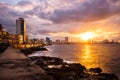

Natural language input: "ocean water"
[29,44,120,78]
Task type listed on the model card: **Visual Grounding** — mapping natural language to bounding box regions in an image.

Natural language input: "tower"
[16,18,26,43]
[65,37,69,44]
[46,37,52,45]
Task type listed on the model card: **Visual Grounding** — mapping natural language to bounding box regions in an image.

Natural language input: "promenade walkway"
[0,47,52,80]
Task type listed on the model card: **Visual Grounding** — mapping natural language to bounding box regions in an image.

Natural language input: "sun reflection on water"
[77,44,100,69]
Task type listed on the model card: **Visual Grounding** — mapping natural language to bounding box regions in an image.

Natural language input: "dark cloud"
[38,29,57,35]
[22,0,120,24]
[0,0,120,40]
[0,3,29,33]
[17,1,32,6]
[35,0,120,23]
[0,3,15,31]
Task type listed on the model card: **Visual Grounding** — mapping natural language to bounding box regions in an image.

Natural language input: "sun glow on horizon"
[78,32,95,41]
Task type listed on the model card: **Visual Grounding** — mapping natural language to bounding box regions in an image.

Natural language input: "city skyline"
[0,0,120,42]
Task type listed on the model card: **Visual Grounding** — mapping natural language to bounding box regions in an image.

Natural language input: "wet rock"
[20,48,34,55]
[97,73,119,80]
[68,63,86,72]
[20,47,47,55]
[89,67,102,74]
[29,56,119,80]
[83,73,119,80]
[29,56,87,80]
[29,56,64,65]
[32,47,47,51]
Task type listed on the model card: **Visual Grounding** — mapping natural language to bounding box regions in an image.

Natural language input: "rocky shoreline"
[20,46,47,56]
[29,56,119,80]
[0,46,119,80]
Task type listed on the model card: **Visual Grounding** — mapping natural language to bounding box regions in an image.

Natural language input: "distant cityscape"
[0,18,119,48]
[0,18,70,48]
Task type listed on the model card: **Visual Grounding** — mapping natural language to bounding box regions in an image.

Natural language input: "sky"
[0,0,120,42]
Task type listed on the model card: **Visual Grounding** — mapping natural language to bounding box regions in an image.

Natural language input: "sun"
[80,32,94,41]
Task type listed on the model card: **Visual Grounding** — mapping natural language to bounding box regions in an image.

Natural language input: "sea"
[29,44,120,79]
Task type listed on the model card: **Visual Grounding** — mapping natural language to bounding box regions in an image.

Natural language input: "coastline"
[29,56,119,80]
[0,47,119,80]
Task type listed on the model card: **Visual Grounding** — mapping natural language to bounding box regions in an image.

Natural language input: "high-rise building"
[65,37,69,43]
[55,39,61,44]
[46,37,50,42]
[46,37,52,45]
[16,18,26,43]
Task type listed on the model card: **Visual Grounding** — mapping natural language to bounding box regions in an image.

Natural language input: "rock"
[29,56,119,80]
[29,56,64,65]
[68,63,86,72]
[20,48,34,55]
[32,47,48,51]
[89,67,102,74]
[20,47,47,55]
[83,73,119,80]
[97,73,119,80]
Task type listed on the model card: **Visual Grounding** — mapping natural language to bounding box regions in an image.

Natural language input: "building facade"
[46,37,52,45]
[0,24,9,43]
[65,37,69,44]
[16,18,26,43]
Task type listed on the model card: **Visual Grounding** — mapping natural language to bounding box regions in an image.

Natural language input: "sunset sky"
[0,0,120,42]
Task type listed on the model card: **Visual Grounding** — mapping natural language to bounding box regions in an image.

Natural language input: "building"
[55,39,61,44]
[16,18,26,43]
[46,37,52,45]
[17,35,24,44]
[103,39,109,43]
[0,24,9,43]
[0,24,25,45]
[65,37,69,44]
[40,39,45,44]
